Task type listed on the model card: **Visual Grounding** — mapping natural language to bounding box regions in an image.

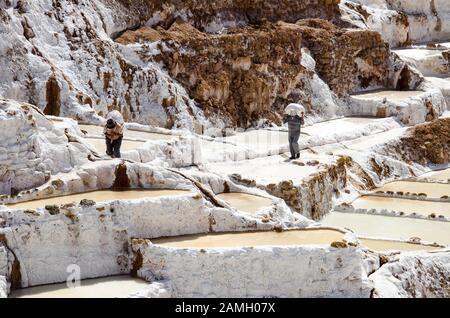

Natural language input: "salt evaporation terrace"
[10,276,149,298]
[420,168,450,182]
[1,0,450,298]
[375,181,450,199]
[351,196,450,217]
[6,189,192,210]
[322,212,450,246]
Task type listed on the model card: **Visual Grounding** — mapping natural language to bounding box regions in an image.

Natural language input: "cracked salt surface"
[9,276,148,298]
[6,189,191,210]
[150,229,345,248]
[321,212,450,246]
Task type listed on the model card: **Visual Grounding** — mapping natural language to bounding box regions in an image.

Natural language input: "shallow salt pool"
[151,229,346,248]
[216,192,272,214]
[376,180,450,199]
[9,276,149,298]
[351,90,424,101]
[6,189,192,209]
[321,212,450,246]
[360,238,441,252]
[351,195,450,217]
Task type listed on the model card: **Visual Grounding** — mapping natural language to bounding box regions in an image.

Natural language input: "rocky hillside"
[0,0,436,132]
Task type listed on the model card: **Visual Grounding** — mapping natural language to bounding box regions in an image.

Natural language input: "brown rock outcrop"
[120,21,307,127]
[117,19,391,127]
[384,118,450,165]
[110,0,346,35]
[296,19,390,95]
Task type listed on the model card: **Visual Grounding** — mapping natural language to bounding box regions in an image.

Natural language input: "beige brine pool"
[151,229,346,248]
[10,276,148,298]
[216,192,272,214]
[7,189,192,209]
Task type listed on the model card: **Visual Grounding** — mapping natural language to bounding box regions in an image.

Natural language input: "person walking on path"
[104,111,124,158]
[283,103,305,160]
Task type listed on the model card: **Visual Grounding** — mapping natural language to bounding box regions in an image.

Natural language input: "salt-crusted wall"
[0,100,91,195]
[343,0,450,46]
[370,250,450,297]
[132,239,373,298]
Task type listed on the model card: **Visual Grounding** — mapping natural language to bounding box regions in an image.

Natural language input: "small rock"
[274,226,283,233]
[306,160,320,166]
[408,237,421,244]
[51,179,64,188]
[330,241,347,248]
[24,209,39,216]
[45,205,60,215]
[379,255,390,266]
[80,199,96,207]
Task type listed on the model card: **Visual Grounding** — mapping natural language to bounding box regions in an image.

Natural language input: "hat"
[106,118,116,129]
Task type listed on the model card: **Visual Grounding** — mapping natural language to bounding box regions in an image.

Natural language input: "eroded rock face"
[117,19,391,127]
[0,1,208,130]
[106,0,346,34]
[118,22,306,127]
[0,0,402,130]
[370,251,450,298]
[383,118,450,165]
[343,0,450,47]
[232,157,349,220]
[0,100,92,194]
[296,19,390,95]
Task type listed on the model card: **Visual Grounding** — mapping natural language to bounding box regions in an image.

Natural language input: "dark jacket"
[283,115,304,132]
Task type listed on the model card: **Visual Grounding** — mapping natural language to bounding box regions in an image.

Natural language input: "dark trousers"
[288,130,300,157]
[105,136,122,158]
